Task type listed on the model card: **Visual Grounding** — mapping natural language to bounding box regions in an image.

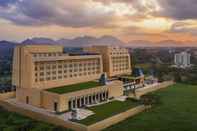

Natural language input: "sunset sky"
[0,0,197,44]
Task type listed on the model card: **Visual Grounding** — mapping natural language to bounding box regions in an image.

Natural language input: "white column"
[70,100,73,109]
[98,93,100,102]
[83,96,86,105]
[79,97,82,107]
[75,98,78,108]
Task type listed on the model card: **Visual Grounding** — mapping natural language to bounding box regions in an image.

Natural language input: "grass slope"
[0,107,72,131]
[104,83,197,131]
[75,99,139,125]
[46,81,101,94]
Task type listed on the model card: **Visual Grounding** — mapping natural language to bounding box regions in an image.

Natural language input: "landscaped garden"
[104,83,197,131]
[46,81,101,94]
[0,106,72,131]
[74,98,140,125]
[1,83,197,131]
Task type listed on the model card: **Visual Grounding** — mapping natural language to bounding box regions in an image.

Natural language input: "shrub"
[140,94,161,106]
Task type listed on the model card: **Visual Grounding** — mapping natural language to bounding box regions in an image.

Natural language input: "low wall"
[136,81,174,98]
[87,105,150,131]
[0,81,174,131]
[0,92,16,100]
[0,100,150,131]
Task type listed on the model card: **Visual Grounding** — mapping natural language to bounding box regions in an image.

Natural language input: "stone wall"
[87,105,150,131]
[0,101,87,131]
[136,81,174,98]
[0,92,15,100]
[0,100,149,131]
[0,81,174,131]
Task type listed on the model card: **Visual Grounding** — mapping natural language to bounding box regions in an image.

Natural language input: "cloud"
[0,0,163,28]
[93,0,133,5]
[170,21,197,35]
[94,0,161,16]
[158,0,197,20]
[1,0,197,43]
[0,0,17,7]
[94,0,197,21]
[0,0,117,27]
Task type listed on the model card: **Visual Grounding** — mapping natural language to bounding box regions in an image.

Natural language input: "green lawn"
[46,81,101,94]
[75,99,140,125]
[0,106,72,131]
[104,83,197,131]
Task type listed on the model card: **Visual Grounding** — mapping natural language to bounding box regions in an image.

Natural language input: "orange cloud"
[0,0,197,45]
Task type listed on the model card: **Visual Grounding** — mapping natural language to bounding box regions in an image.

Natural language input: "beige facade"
[12,45,131,112]
[42,81,123,112]
[16,88,42,107]
[84,46,131,77]
[12,45,103,89]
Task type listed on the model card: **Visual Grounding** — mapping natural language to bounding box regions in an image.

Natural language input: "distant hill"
[21,35,125,47]
[0,35,127,57]
[127,40,154,47]
[0,41,18,57]
[0,40,17,48]
[22,37,56,45]
[1,36,197,57]
[128,40,197,47]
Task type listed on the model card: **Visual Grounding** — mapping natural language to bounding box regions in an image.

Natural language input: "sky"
[0,0,197,44]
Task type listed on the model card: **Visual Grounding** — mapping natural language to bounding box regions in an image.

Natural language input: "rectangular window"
[40,78,44,81]
[54,102,58,112]
[26,96,29,104]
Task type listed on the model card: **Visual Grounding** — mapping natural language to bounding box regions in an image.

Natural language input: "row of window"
[35,60,100,71]
[110,47,128,55]
[35,70,100,82]
[34,60,101,82]
[33,52,63,58]
[36,66,100,75]
[112,56,129,61]
[110,51,128,55]
[113,67,129,72]
[112,56,129,72]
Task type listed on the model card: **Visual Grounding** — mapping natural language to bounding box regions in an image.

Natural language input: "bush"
[140,94,161,106]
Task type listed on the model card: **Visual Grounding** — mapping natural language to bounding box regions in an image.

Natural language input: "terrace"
[46,81,102,94]
[73,98,140,125]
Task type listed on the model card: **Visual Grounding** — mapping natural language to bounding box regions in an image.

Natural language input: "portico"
[68,91,109,110]
[42,80,123,113]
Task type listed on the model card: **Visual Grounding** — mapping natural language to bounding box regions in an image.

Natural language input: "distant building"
[174,52,191,68]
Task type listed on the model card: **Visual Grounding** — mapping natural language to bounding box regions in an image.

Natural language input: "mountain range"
[0,35,197,51]
[21,35,124,47]
[0,35,124,56]
[1,35,196,57]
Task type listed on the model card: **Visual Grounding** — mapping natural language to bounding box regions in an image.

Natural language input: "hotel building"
[84,46,131,77]
[12,45,133,113]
